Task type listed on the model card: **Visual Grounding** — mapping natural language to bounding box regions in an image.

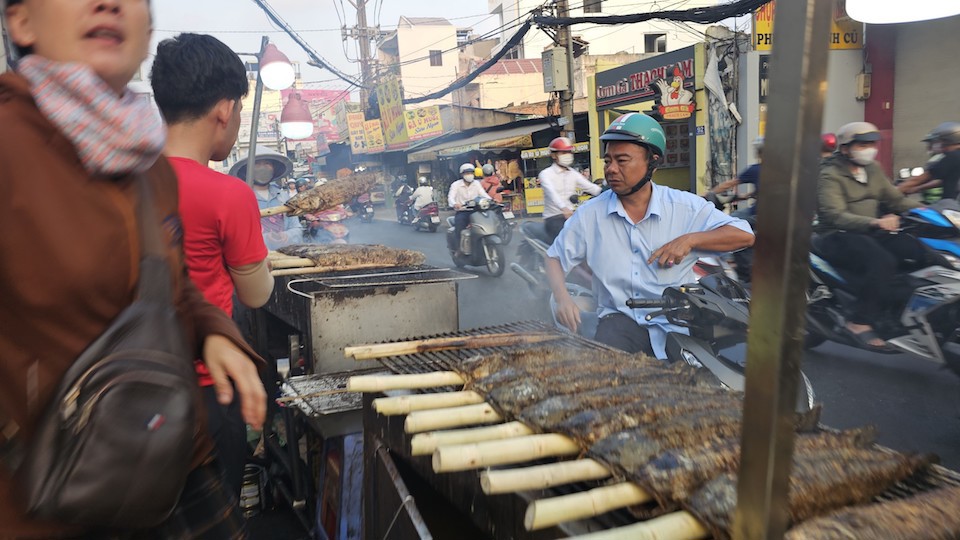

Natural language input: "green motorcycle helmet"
[599,113,667,194]
[599,112,667,159]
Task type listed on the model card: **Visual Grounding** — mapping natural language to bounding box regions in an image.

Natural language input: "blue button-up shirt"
[546,183,753,359]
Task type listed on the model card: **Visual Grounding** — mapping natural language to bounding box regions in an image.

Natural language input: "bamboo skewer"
[347,372,464,392]
[373,391,484,416]
[409,422,534,456]
[566,511,709,540]
[268,257,318,269]
[404,403,501,433]
[432,434,580,473]
[524,483,652,531]
[271,263,388,277]
[480,459,611,495]
[344,332,561,360]
[275,389,348,403]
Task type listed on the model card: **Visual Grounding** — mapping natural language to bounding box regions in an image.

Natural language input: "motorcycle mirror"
[569,194,580,204]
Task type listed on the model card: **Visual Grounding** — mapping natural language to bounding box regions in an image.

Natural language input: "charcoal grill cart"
[240,265,474,537]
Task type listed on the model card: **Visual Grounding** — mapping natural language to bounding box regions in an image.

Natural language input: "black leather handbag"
[8,175,199,528]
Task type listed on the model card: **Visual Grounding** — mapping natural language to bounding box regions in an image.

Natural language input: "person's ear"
[214,99,235,127]
[6,4,38,50]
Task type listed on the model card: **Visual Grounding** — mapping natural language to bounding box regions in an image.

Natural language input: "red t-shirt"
[170,157,268,385]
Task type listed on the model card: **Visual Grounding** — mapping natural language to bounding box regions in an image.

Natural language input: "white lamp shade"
[280,121,314,140]
[259,43,295,90]
[846,0,960,24]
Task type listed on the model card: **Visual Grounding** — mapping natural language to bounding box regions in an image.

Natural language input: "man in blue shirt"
[546,113,755,358]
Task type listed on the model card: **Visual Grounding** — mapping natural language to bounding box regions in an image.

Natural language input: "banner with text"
[403,106,444,141]
[376,76,410,150]
[754,0,863,51]
[347,112,367,154]
[364,119,386,153]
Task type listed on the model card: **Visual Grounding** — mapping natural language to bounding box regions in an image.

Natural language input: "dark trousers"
[594,312,655,357]
[202,386,247,497]
[816,231,943,324]
[453,211,472,249]
[544,215,566,245]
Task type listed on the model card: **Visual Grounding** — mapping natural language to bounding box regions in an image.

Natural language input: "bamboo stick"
[269,257,317,269]
[565,511,709,540]
[373,391,484,416]
[260,205,291,217]
[524,483,652,531]
[344,332,561,360]
[347,372,464,393]
[410,422,534,456]
[432,434,580,473]
[480,459,611,495]
[275,389,348,403]
[404,403,501,433]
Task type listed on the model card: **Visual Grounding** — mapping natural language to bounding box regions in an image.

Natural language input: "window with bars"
[584,0,602,13]
[429,50,443,66]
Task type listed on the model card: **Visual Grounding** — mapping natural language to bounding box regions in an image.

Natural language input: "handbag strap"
[135,174,175,304]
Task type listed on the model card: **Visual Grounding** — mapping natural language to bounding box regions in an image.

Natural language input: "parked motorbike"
[414,201,441,233]
[805,225,960,376]
[347,193,375,223]
[303,205,350,244]
[627,273,816,413]
[446,197,506,276]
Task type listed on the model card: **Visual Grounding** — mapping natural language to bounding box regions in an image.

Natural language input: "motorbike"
[302,205,350,244]
[446,197,506,276]
[347,193,375,223]
[414,201,441,233]
[805,220,960,376]
[627,273,816,413]
[395,185,416,225]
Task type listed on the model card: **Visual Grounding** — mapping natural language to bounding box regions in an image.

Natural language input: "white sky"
[150,0,496,100]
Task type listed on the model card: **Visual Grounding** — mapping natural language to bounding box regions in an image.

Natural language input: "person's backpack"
[5,175,198,528]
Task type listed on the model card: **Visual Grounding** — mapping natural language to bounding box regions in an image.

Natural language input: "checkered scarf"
[17,55,165,176]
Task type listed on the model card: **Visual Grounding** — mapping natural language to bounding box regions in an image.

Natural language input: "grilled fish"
[282,173,379,215]
[459,346,644,386]
[687,448,936,540]
[638,428,877,505]
[784,485,960,540]
[277,243,425,268]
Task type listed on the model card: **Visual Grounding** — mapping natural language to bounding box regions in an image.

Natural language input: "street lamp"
[279,93,314,140]
[846,0,960,24]
[240,38,294,186]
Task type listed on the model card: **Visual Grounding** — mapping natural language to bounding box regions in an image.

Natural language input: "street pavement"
[346,210,960,469]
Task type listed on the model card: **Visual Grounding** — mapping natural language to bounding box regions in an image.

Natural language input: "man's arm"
[546,256,580,333]
[540,173,569,212]
[649,225,754,267]
[711,177,742,193]
[881,174,921,214]
[448,184,459,209]
[575,174,602,196]
[817,175,876,232]
[229,260,274,308]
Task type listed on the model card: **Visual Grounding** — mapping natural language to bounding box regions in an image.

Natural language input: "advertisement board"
[375,76,410,150]
[347,112,367,154]
[404,105,444,141]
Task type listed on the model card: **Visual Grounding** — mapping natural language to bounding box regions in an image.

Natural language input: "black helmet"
[295,178,313,189]
[930,122,960,146]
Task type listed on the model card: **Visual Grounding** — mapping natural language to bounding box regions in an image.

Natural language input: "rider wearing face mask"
[816,122,939,350]
[539,137,602,244]
[448,162,491,245]
[896,122,960,200]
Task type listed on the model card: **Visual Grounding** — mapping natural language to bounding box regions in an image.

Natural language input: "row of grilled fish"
[448,346,953,539]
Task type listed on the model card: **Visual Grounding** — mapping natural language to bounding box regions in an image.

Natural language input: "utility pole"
[555,0,576,141]
[343,0,377,107]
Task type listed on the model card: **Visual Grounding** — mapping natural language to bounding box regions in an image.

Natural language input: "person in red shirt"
[151,33,274,496]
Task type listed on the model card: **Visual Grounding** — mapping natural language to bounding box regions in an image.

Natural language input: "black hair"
[150,33,248,124]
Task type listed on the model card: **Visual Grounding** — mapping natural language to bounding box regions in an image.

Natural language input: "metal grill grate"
[284,266,474,298]
[282,369,384,416]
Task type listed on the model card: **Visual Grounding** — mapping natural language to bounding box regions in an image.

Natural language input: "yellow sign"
[347,112,367,154]
[404,106,444,141]
[521,142,589,160]
[524,186,544,215]
[363,119,385,153]
[375,76,410,150]
[754,0,863,51]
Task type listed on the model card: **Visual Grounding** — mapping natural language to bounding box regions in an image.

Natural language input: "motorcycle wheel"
[361,212,374,223]
[428,223,438,233]
[450,250,466,268]
[484,239,506,277]
[499,220,513,245]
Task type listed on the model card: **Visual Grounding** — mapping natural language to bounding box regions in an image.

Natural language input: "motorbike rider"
[816,121,942,350]
[395,179,414,220]
[896,122,960,200]
[449,162,491,246]
[295,177,313,193]
[540,136,602,244]
[709,136,763,283]
[546,113,754,358]
[479,163,504,203]
[411,176,435,212]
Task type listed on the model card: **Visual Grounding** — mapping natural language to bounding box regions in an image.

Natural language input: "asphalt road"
[346,210,960,469]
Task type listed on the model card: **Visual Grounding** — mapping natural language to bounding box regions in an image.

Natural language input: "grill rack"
[367,320,960,508]
[282,369,384,416]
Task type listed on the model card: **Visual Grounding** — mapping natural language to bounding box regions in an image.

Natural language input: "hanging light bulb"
[846,0,960,24]
[280,93,314,140]
[259,43,295,90]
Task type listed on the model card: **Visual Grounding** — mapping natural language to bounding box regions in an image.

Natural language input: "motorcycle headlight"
[478,198,491,211]
[942,209,960,230]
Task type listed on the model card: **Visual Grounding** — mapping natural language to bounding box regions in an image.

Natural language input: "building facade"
[377,17,461,108]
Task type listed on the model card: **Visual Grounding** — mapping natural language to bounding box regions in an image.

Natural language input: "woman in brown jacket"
[0,0,266,538]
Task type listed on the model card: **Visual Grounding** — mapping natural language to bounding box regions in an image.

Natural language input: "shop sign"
[375,76,410,150]
[404,106,444,141]
[521,141,589,160]
[754,0,863,51]
[335,101,362,142]
[347,112,367,154]
[652,66,696,120]
[437,144,480,158]
[595,48,695,109]
[524,185,544,215]
[364,119,386,153]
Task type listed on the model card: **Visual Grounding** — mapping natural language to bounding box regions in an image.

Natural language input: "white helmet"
[459,163,475,174]
[418,176,428,186]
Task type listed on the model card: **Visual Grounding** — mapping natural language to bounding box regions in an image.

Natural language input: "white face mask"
[557,153,575,167]
[849,147,878,166]
[463,174,473,182]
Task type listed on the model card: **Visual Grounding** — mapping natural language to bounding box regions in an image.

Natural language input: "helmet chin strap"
[619,155,659,196]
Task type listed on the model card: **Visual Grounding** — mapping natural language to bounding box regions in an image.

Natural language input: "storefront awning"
[408,121,551,163]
